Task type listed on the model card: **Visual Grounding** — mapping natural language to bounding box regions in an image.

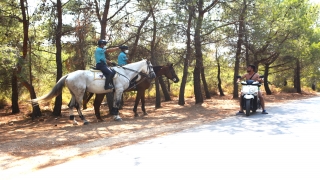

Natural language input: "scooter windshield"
[246,80,255,84]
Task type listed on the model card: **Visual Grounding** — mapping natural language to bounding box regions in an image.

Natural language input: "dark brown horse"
[83,63,179,120]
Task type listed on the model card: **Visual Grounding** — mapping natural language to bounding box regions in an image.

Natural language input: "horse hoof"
[97,119,104,122]
[114,118,122,122]
[143,112,148,116]
[83,121,89,125]
[134,114,139,117]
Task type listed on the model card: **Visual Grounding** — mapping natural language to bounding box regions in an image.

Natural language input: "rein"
[125,76,149,91]
[121,66,153,79]
[112,61,154,90]
[119,60,154,80]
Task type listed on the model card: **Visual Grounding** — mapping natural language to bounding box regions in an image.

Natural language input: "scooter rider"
[236,65,268,115]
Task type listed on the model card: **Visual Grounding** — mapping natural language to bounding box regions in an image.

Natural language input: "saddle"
[90,66,137,88]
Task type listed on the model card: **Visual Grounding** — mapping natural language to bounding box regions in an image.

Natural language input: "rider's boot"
[104,74,114,90]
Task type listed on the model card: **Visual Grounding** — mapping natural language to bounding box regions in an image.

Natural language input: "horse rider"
[95,39,120,89]
[118,45,131,66]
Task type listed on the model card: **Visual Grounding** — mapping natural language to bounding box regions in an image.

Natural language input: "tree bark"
[11,69,19,114]
[233,0,247,99]
[99,0,110,39]
[129,10,151,60]
[159,76,171,101]
[106,92,114,113]
[295,58,301,93]
[11,0,41,117]
[52,0,63,116]
[167,78,170,92]
[178,4,193,106]
[264,64,272,95]
[244,20,249,66]
[193,65,203,104]
[155,78,161,108]
[216,55,224,96]
[149,4,161,108]
[201,67,211,99]
[193,7,204,104]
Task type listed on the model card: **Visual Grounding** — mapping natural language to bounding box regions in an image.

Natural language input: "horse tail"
[31,75,68,104]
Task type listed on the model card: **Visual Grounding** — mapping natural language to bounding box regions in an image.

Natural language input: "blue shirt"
[117,52,128,66]
[95,47,106,64]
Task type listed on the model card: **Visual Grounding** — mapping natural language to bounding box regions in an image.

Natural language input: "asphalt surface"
[5,97,320,180]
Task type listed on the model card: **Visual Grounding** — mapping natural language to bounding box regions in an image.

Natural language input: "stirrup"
[104,84,113,90]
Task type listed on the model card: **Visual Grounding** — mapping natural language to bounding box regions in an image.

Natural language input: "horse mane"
[152,66,163,74]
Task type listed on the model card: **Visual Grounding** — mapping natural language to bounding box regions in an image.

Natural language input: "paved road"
[6,97,320,180]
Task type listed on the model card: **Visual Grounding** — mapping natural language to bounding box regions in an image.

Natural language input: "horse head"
[142,59,156,79]
[164,63,179,83]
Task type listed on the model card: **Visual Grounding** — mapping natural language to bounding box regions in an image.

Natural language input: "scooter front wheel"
[245,99,251,116]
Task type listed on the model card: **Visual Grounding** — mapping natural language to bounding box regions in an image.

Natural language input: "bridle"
[113,60,155,83]
[167,66,179,82]
[121,60,154,79]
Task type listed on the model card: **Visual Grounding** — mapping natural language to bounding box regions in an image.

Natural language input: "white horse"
[31,59,156,125]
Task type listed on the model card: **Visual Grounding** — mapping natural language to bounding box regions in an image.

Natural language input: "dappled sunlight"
[0,93,318,178]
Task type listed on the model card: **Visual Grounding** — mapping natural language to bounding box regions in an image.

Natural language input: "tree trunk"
[149,5,161,108]
[10,0,24,114]
[312,82,316,91]
[233,0,247,99]
[159,76,171,101]
[52,0,63,116]
[155,78,161,108]
[193,65,203,104]
[99,1,110,39]
[129,11,151,60]
[217,57,224,96]
[166,78,170,92]
[293,67,297,89]
[201,67,211,99]
[11,0,42,117]
[11,69,19,114]
[295,58,301,93]
[194,10,204,104]
[178,56,189,105]
[264,64,272,95]
[178,4,193,106]
[29,87,41,118]
[244,21,249,66]
[106,92,113,113]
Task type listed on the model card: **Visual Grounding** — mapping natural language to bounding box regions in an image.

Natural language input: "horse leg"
[94,94,105,122]
[119,94,124,110]
[74,102,89,125]
[133,90,142,117]
[83,92,94,110]
[69,108,78,125]
[111,91,124,121]
[141,90,148,116]
[69,88,89,125]
[68,97,79,125]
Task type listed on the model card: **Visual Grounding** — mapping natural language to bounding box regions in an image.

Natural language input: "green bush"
[0,97,8,109]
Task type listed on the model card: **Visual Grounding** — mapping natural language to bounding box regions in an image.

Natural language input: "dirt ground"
[0,92,318,163]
